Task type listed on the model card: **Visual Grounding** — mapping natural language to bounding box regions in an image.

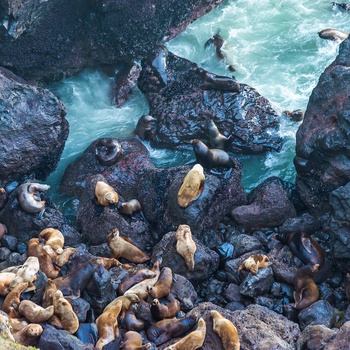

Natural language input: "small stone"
[1,235,18,251]
[239,266,274,298]
[0,247,11,261]
[16,242,27,254]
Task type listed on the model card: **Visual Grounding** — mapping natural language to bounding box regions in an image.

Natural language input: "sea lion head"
[95,138,122,166]
[105,192,117,204]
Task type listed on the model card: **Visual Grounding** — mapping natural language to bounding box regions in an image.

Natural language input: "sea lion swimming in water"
[318,28,349,42]
[332,2,350,11]
[135,114,156,141]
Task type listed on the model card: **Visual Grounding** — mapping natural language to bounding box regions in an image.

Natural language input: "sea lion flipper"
[301,236,313,254]
[204,37,214,49]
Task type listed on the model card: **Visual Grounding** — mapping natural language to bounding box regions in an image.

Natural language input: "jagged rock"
[138,46,282,153]
[0,67,68,184]
[69,298,91,323]
[239,266,274,298]
[326,321,350,349]
[228,233,263,258]
[280,213,321,235]
[170,273,198,311]
[297,324,337,350]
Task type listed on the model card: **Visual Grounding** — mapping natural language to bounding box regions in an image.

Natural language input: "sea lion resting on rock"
[210,310,240,350]
[293,264,320,310]
[2,282,28,318]
[103,293,140,321]
[42,279,57,308]
[95,138,122,166]
[135,114,156,141]
[118,268,156,295]
[151,295,181,321]
[38,228,64,254]
[122,303,144,331]
[107,228,151,264]
[197,67,240,92]
[177,164,205,209]
[95,181,119,206]
[164,317,206,350]
[147,266,173,299]
[18,300,54,323]
[13,323,43,347]
[176,225,196,272]
[238,254,271,275]
[43,245,76,267]
[9,256,39,289]
[0,272,16,296]
[208,120,231,150]
[318,28,349,42]
[119,199,142,215]
[17,182,50,215]
[121,330,151,350]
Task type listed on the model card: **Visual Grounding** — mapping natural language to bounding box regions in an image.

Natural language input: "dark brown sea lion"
[118,199,142,215]
[122,303,144,331]
[208,120,231,150]
[13,323,43,347]
[196,68,240,92]
[17,183,50,215]
[274,230,325,267]
[135,114,156,141]
[191,139,235,170]
[118,268,157,295]
[318,28,349,42]
[332,1,350,11]
[95,138,122,166]
[146,312,198,345]
[121,330,151,350]
[147,267,173,299]
[293,264,320,310]
[0,187,8,211]
[150,295,181,321]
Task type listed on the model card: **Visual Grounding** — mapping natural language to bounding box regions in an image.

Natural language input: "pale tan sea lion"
[43,246,76,267]
[208,120,230,150]
[9,256,40,289]
[96,299,123,350]
[103,293,140,320]
[121,330,151,350]
[95,181,119,206]
[13,323,43,346]
[147,267,173,299]
[18,300,54,323]
[238,254,271,275]
[38,228,64,254]
[2,282,28,318]
[176,225,196,271]
[119,199,142,215]
[210,310,240,350]
[17,182,50,214]
[177,164,205,208]
[107,228,151,264]
[164,317,206,350]
[0,272,16,296]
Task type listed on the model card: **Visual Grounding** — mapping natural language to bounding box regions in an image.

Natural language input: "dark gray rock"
[0,235,18,251]
[0,247,11,261]
[69,298,91,323]
[280,213,321,235]
[228,234,263,258]
[225,283,244,303]
[239,266,274,298]
[170,273,197,311]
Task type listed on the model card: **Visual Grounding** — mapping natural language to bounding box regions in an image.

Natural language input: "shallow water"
[46,0,349,207]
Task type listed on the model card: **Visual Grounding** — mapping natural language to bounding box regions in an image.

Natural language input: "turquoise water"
[47,0,349,206]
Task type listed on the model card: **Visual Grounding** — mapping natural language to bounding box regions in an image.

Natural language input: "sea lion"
[107,228,151,264]
[52,290,79,334]
[238,254,271,275]
[103,293,140,320]
[43,245,76,267]
[176,225,196,272]
[18,300,54,323]
[122,303,144,331]
[208,120,230,150]
[124,260,161,300]
[0,272,16,296]
[27,238,60,279]
[177,164,205,209]
[293,264,320,310]
[0,310,15,341]
[332,1,350,11]
[274,230,325,267]
[42,279,58,308]
[0,187,8,211]
[164,317,206,350]
[9,317,29,332]
[95,181,119,206]
[197,67,240,92]
[135,114,156,141]
[210,310,240,350]
[121,331,151,350]
[150,295,181,321]
[2,282,28,318]
[96,299,122,350]
[95,138,122,166]
[13,323,43,346]
[9,256,40,289]
[38,228,65,254]
[318,28,349,42]
[191,139,235,170]
[345,273,350,301]
[118,268,157,295]
[17,182,50,215]
[147,267,173,299]
[119,199,142,215]
[146,312,198,345]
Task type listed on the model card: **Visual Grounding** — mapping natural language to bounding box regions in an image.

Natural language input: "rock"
[239,266,274,298]
[280,212,321,234]
[75,323,98,346]
[326,321,350,349]
[297,324,337,350]
[170,273,198,311]
[0,235,18,251]
[295,38,350,214]
[138,46,282,153]
[69,298,90,323]
[0,247,11,261]
[225,283,244,303]
[60,137,154,199]
[228,234,263,258]
[231,177,297,231]
[298,300,335,331]
[0,67,68,183]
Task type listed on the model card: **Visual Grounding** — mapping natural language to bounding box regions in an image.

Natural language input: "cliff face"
[294,37,350,214]
[0,0,224,81]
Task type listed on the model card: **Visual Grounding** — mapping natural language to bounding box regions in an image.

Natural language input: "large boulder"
[295,38,350,215]
[0,67,68,184]
[137,46,282,153]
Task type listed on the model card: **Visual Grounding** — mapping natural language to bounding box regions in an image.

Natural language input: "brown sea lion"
[318,28,349,42]
[176,225,196,272]
[164,317,206,350]
[17,182,50,215]
[121,330,151,350]
[13,323,43,346]
[0,187,8,211]
[43,245,76,267]
[38,228,64,254]
[9,318,29,332]
[95,138,122,166]
[42,279,58,308]
[293,264,320,310]
[0,310,15,341]
[191,139,235,170]
[210,310,240,350]
[118,268,157,295]
[18,300,54,323]
[9,256,40,289]
[0,272,16,296]
[2,282,28,318]
[208,120,231,150]
[147,267,173,299]
[345,273,350,301]
[103,293,140,321]
[150,295,181,321]
[107,228,151,264]
[146,312,198,345]
[177,164,205,208]
[197,67,240,92]
[124,260,161,300]
[135,114,156,141]
[119,199,142,215]
[122,303,144,332]
[95,181,119,206]
[27,238,60,279]
[52,290,79,334]
[238,254,271,275]
[96,299,122,350]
